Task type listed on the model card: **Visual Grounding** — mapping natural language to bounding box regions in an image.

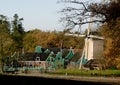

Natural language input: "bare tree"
[58,0,120,31]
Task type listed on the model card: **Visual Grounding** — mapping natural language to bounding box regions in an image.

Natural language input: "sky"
[0,0,66,31]
[0,0,101,32]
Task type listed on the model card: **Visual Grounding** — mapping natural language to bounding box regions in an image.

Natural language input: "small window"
[36,56,40,61]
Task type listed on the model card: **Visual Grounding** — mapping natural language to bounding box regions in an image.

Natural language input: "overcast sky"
[0,0,101,32]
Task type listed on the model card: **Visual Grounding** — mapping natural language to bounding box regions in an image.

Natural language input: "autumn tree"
[100,17,120,69]
[46,31,59,48]
[0,15,12,71]
[23,29,50,52]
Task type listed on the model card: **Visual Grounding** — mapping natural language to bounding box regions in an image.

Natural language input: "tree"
[23,29,50,52]
[0,15,12,72]
[59,0,120,30]
[90,0,120,69]
[11,14,25,53]
[46,31,59,47]
[23,29,43,52]
[59,0,120,69]
[100,17,120,69]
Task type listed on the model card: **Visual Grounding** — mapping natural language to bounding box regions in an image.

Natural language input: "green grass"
[47,69,120,77]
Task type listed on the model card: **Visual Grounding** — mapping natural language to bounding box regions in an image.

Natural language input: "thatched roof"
[19,52,50,61]
[19,47,61,61]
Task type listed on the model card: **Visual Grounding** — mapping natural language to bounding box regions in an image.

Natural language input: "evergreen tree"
[11,14,25,53]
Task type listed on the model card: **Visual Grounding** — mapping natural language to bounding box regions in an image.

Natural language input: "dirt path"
[9,73,120,84]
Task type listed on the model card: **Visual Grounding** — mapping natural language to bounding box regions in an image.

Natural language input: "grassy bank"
[1,69,120,77]
[46,69,120,77]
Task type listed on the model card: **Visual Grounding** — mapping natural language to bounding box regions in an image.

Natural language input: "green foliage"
[0,15,13,71]
[11,14,25,52]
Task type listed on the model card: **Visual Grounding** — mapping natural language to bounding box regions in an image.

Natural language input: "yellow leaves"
[47,33,57,42]
[104,38,112,55]
[46,33,59,47]
[23,29,85,51]
[100,17,120,69]
[115,57,120,69]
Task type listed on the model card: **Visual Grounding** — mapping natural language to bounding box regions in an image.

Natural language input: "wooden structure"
[84,35,104,60]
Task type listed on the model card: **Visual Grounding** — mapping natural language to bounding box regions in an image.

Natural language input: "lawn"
[46,69,120,77]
